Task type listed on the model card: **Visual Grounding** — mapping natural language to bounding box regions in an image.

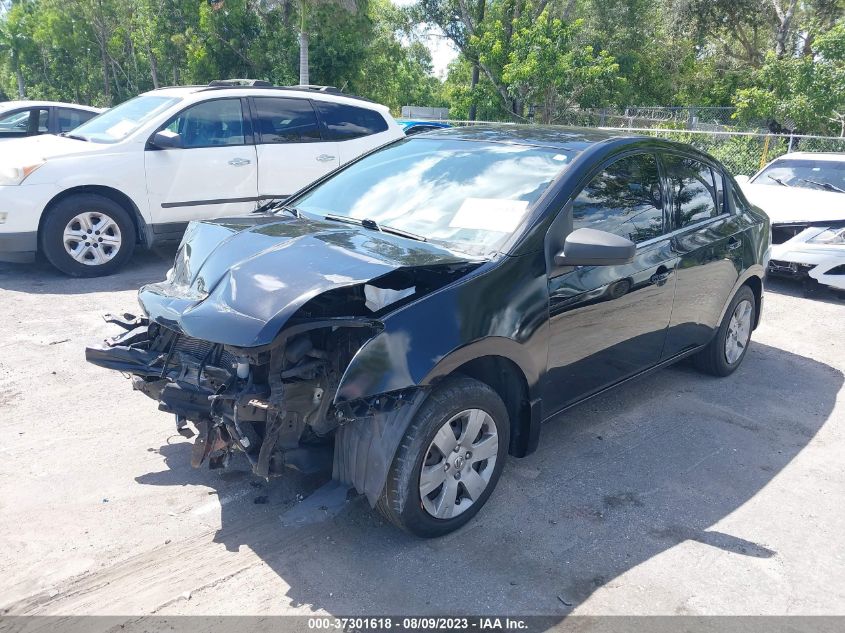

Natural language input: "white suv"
[0,82,403,276]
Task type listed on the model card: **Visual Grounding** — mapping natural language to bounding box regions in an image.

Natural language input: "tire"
[693,285,756,377]
[377,375,510,538]
[41,194,136,277]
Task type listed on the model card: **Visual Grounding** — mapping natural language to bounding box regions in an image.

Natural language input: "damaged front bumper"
[86,312,425,503]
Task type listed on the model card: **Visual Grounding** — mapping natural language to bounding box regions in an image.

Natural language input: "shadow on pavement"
[133,340,842,616]
[0,245,177,295]
[765,276,845,305]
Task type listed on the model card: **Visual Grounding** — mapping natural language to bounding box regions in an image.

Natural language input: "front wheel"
[377,375,510,537]
[41,193,136,277]
[693,285,756,376]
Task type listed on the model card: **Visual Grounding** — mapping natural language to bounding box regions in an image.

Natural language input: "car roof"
[398,120,450,126]
[0,100,103,112]
[143,85,389,111]
[412,124,678,152]
[771,152,845,162]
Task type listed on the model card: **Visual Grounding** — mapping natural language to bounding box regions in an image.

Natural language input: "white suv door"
[250,96,339,199]
[311,100,394,164]
[144,98,258,225]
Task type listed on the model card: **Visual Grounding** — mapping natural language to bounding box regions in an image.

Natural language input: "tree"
[502,10,621,123]
[734,23,845,134]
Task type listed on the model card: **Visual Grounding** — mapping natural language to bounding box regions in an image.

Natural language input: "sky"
[390,0,459,78]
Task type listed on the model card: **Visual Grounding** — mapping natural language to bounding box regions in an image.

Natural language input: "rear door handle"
[728,237,742,250]
[316,154,336,163]
[228,158,251,167]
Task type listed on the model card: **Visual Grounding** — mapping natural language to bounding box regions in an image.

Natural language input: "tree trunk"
[13,52,25,98]
[468,63,480,121]
[101,46,111,104]
[299,30,310,86]
[299,0,310,86]
[147,44,160,89]
[468,0,486,121]
[772,0,798,58]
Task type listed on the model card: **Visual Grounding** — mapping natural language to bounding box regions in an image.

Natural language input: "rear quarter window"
[314,102,388,141]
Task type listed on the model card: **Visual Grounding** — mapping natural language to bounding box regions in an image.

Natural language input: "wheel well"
[38,186,148,249]
[742,275,763,329]
[451,356,533,457]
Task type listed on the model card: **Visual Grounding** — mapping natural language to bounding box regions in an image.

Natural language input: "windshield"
[754,158,845,193]
[70,95,181,143]
[294,138,574,256]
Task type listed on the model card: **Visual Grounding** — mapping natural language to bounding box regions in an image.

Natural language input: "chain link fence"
[554,107,746,131]
[443,120,845,176]
[599,128,845,175]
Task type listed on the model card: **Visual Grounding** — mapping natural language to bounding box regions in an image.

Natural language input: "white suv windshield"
[70,95,181,143]
[295,138,573,257]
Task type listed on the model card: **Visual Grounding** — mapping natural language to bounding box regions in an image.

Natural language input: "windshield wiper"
[767,175,791,187]
[324,214,427,242]
[801,178,845,194]
[60,132,89,142]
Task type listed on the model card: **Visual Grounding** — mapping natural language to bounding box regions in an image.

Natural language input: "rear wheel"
[693,285,756,376]
[41,193,136,277]
[377,375,509,537]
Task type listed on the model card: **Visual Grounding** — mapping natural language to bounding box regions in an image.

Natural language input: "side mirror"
[555,228,636,267]
[734,175,750,184]
[151,130,183,149]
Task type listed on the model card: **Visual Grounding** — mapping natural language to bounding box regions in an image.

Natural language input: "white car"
[0,82,403,276]
[737,152,845,290]
[0,100,103,140]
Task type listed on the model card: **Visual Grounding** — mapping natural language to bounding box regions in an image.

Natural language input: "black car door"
[543,151,679,416]
[659,153,745,357]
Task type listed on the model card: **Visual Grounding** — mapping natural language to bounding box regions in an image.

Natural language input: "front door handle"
[728,237,742,250]
[228,158,251,167]
[316,154,336,163]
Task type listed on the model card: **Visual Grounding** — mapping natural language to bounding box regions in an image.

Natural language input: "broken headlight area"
[86,312,383,479]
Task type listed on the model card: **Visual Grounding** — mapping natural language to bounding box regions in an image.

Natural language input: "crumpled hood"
[139,215,471,347]
[740,183,845,224]
[0,134,108,166]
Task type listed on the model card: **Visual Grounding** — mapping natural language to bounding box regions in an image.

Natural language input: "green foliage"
[734,22,845,134]
[2,0,845,133]
[502,10,621,122]
[0,0,442,113]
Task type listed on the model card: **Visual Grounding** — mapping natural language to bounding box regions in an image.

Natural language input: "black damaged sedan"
[87,127,770,537]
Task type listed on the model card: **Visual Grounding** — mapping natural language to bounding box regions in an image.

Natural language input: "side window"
[572,153,665,243]
[0,109,45,136]
[314,102,388,141]
[167,99,246,148]
[664,155,720,228]
[253,97,322,143]
[0,110,30,134]
[57,108,97,133]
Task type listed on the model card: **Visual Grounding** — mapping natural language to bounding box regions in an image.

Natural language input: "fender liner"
[332,387,430,506]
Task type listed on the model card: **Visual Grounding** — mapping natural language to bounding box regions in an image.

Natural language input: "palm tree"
[292,0,357,86]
